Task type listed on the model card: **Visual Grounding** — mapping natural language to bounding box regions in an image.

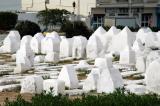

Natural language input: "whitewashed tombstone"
[136,56,146,72]
[34,55,45,63]
[97,68,124,93]
[102,26,120,52]
[41,37,48,54]
[83,68,101,91]
[94,57,113,70]
[14,36,34,73]
[92,26,106,37]
[108,26,135,52]
[125,84,146,95]
[136,27,152,44]
[58,65,79,89]
[45,37,60,54]
[90,68,101,77]
[145,58,160,94]
[30,33,44,54]
[83,72,99,92]
[107,26,121,35]
[43,79,65,95]
[132,39,145,53]
[88,26,106,55]
[60,36,66,40]
[21,76,43,94]
[145,32,158,49]
[14,57,32,73]
[146,51,160,69]
[11,54,16,61]
[20,36,34,66]
[0,30,21,53]
[97,57,124,93]
[60,38,73,58]
[119,46,136,65]
[72,36,87,59]
[105,52,114,60]
[87,35,103,59]
[48,31,61,42]
[41,32,60,54]
[93,26,107,51]
[45,52,59,63]
[76,60,90,69]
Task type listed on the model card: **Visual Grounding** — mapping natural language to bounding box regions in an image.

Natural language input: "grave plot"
[1,26,160,104]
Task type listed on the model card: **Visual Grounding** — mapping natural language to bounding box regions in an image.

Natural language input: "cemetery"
[1,26,160,105]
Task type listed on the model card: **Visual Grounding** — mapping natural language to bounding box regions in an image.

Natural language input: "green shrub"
[5,89,160,106]
[37,9,70,30]
[60,21,93,39]
[150,27,160,32]
[0,12,18,30]
[15,20,41,38]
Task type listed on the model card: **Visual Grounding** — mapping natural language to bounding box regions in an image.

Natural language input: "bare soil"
[0,92,33,106]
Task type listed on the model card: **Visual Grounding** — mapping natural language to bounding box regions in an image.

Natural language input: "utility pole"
[45,0,49,30]
[77,0,80,20]
[129,0,132,17]
[60,0,61,6]
[45,0,49,10]
[73,1,76,29]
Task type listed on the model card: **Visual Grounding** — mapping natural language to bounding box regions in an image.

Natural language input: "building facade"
[91,0,160,29]
[22,0,96,17]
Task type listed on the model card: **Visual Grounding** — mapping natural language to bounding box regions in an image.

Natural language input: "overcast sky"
[0,0,21,11]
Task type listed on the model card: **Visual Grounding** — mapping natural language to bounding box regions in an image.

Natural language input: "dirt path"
[0,92,33,106]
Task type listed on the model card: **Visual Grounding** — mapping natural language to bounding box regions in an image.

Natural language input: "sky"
[0,0,21,11]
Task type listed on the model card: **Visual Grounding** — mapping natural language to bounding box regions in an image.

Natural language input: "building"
[21,0,96,29]
[22,0,96,17]
[91,0,160,29]
[0,0,21,11]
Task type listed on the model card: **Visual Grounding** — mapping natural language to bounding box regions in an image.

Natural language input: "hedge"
[0,12,18,30]
[5,89,160,106]
[15,20,41,38]
[60,21,93,39]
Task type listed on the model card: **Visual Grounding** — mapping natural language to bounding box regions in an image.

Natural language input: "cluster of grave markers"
[1,25,160,95]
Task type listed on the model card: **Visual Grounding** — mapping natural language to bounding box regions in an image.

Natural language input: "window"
[91,15,104,30]
[118,8,128,15]
[106,8,116,16]
[141,13,152,27]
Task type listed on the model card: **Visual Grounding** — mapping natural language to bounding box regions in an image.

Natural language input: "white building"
[22,0,96,17]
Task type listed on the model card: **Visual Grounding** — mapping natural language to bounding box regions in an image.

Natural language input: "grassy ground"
[3,89,160,106]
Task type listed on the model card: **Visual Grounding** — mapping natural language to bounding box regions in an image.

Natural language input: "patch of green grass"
[4,89,160,106]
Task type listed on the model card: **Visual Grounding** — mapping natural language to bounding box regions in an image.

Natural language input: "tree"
[0,12,18,30]
[60,21,93,39]
[15,20,41,38]
[37,9,70,30]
